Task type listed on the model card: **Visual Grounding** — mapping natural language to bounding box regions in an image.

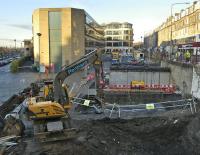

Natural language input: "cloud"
[6,24,32,31]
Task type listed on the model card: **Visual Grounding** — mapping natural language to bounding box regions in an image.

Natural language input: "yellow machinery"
[28,97,66,120]
[111,51,120,60]
[131,80,145,89]
[26,49,102,142]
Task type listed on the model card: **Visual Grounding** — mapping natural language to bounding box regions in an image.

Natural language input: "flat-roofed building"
[23,39,33,57]
[32,8,104,72]
[103,22,133,53]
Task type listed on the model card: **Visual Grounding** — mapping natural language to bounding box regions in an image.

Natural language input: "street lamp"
[21,41,23,49]
[140,36,143,49]
[170,2,190,60]
[14,39,16,51]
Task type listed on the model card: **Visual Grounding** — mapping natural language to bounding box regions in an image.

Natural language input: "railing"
[71,96,198,119]
[104,98,197,118]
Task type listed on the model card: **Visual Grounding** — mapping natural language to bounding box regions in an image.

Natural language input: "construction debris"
[2,116,24,136]
[0,95,24,119]
[0,135,20,155]
[4,113,200,155]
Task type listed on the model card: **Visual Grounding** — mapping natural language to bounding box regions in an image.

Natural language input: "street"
[0,64,40,102]
[0,62,94,102]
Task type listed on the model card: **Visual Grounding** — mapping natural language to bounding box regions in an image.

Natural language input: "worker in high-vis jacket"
[184,50,191,62]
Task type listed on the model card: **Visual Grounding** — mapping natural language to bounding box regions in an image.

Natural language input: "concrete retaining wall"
[161,61,200,99]
[110,71,171,85]
[191,66,200,99]
[161,61,193,95]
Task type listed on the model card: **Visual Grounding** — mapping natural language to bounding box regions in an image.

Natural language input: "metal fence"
[104,98,197,118]
[71,96,198,119]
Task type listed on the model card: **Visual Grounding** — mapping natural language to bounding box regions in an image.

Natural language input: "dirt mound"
[75,117,196,155]
[8,114,200,155]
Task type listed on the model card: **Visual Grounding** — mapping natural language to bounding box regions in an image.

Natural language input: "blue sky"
[0,0,194,42]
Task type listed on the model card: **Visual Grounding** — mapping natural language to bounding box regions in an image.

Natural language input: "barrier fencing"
[72,96,197,119]
[104,98,197,118]
[106,84,176,93]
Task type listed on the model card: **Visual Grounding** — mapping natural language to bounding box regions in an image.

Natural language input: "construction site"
[0,50,200,155]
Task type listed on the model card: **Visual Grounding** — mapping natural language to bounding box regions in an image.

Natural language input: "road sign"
[40,65,45,73]
[146,104,155,110]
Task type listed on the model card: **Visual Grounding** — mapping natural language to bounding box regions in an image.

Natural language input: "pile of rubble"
[0,95,24,130]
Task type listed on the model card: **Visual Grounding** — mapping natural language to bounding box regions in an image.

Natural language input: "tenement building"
[144,1,200,56]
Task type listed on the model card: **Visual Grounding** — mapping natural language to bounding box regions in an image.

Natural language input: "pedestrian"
[184,50,191,63]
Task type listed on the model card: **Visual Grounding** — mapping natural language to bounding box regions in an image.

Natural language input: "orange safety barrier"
[107,84,176,93]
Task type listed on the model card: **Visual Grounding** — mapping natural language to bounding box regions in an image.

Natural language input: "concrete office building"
[103,22,133,53]
[23,39,33,57]
[32,8,104,72]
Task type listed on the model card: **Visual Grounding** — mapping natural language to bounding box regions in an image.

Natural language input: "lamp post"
[21,41,23,49]
[36,33,42,71]
[170,2,190,61]
[14,39,16,51]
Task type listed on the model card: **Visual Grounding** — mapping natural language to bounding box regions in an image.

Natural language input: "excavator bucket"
[34,128,77,142]
[33,117,77,143]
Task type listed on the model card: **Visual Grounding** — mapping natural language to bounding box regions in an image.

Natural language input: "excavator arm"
[53,49,102,107]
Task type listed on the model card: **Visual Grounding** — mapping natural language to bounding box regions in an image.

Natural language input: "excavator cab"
[43,80,54,101]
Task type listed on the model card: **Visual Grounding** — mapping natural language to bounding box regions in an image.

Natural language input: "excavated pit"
[2,84,200,155]
[8,114,200,155]
[103,91,183,105]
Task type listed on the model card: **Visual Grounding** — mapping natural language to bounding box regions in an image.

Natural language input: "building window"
[48,11,62,72]
[123,24,131,28]
[112,24,120,29]
[106,31,112,35]
[189,15,196,24]
[106,42,112,47]
[124,30,129,34]
[106,37,112,41]
[123,42,129,46]
[113,31,119,35]
[113,42,119,47]
[85,12,104,50]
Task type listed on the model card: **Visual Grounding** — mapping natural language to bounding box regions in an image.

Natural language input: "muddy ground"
[2,85,200,155]
[6,112,200,155]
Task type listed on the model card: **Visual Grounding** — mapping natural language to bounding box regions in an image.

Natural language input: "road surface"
[0,64,41,102]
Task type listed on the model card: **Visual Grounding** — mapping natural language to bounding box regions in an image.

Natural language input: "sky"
[0,0,195,42]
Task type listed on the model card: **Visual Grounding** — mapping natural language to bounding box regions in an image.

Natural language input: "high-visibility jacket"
[184,51,191,59]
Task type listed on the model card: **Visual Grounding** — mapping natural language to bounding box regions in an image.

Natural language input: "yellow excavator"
[26,49,102,142]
